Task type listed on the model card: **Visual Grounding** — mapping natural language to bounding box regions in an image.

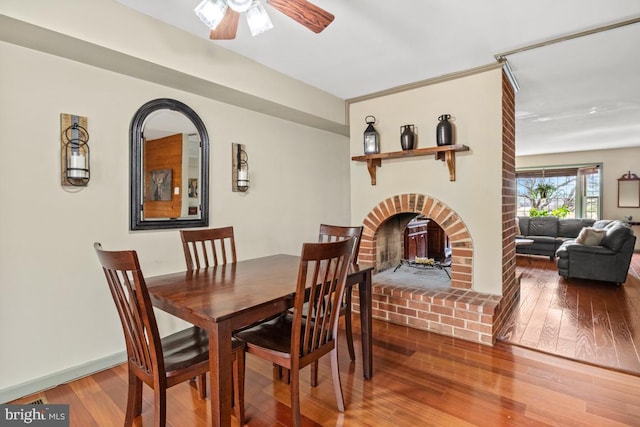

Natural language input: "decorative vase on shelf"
[436,114,453,146]
[400,124,416,150]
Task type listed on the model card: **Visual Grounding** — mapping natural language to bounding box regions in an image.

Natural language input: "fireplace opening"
[374,213,451,290]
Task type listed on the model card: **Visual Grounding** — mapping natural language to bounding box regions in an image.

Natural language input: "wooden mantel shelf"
[351,144,470,185]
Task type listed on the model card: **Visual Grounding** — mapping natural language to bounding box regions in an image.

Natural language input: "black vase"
[400,124,415,150]
[436,114,452,146]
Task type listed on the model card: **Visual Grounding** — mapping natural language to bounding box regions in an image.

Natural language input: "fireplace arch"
[359,193,473,290]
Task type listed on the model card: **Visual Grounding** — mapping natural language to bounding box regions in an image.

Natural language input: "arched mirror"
[130,98,209,230]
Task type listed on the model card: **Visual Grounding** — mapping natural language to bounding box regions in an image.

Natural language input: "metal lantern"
[363,115,380,154]
[236,145,249,192]
[63,122,90,186]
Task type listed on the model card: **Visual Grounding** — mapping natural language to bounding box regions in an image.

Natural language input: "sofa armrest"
[563,243,614,256]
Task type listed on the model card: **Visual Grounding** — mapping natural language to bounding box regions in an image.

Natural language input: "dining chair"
[235,238,356,427]
[180,226,237,269]
[276,224,364,386]
[94,242,245,426]
[318,224,363,363]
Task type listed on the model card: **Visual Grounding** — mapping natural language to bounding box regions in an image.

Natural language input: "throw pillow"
[515,217,520,234]
[575,227,606,246]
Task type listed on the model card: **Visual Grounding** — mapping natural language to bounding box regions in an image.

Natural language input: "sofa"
[556,220,636,286]
[516,216,596,259]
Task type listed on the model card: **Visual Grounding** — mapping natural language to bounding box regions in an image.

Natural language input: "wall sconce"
[363,115,380,154]
[232,143,249,192]
[60,113,90,187]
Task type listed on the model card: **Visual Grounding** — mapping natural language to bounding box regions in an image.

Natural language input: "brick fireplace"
[347,69,519,346]
[350,193,502,345]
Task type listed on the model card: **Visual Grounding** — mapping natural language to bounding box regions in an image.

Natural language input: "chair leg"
[273,364,282,380]
[310,361,318,387]
[154,388,167,427]
[233,349,246,426]
[330,349,345,412]
[290,365,302,427]
[125,370,143,426]
[344,291,356,361]
[197,373,207,399]
[274,364,290,384]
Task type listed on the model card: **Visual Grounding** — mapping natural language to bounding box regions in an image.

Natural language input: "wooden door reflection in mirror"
[130,99,209,230]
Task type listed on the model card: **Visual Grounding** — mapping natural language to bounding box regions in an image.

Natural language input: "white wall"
[349,68,505,295]
[0,42,350,401]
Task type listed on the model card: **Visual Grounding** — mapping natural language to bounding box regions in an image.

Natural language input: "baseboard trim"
[0,351,126,403]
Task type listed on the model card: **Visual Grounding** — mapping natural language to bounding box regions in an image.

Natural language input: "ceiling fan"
[195,0,334,40]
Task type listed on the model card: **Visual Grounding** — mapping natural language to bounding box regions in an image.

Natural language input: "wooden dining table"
[146,254,373,427]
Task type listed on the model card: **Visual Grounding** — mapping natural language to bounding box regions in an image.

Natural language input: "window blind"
[516,165,599,178]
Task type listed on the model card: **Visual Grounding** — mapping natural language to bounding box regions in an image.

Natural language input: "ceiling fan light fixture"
[227,0,253,13]
[245,1,273,36]
[194,0,228,30]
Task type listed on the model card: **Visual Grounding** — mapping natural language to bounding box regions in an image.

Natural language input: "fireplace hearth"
[378,262,451,291]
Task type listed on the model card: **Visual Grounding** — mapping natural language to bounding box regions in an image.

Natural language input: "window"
[582,168,601,219]
[516,165,601,219]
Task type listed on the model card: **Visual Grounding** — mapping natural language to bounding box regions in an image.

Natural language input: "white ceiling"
[115,0,640,156]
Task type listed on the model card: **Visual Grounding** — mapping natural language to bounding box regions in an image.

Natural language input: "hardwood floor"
[13,315,640,426]
[499,253,640,376]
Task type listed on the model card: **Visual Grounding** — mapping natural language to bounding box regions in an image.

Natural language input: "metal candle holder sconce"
[61,114,90,187]
[232,142,249,192]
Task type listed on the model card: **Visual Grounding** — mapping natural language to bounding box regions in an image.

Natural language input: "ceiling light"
[194,0,228,30]
[227,0,252,13]
[245,1,273,37]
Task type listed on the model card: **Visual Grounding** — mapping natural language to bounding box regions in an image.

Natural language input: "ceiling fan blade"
[267,0,334,33]
[209,9,240,40]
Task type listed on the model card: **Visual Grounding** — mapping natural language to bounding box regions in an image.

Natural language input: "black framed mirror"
[130,98,209,230]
